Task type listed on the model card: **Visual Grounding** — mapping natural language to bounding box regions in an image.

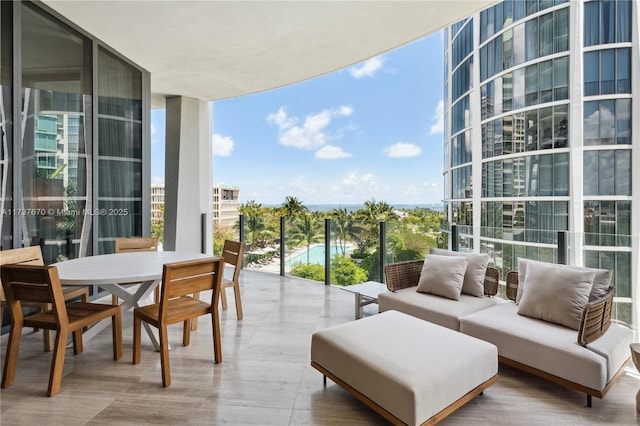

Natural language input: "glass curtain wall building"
[0,1,150,264]
[443,0,638,326]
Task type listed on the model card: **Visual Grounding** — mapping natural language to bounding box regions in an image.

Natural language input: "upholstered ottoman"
[310,310,498,425]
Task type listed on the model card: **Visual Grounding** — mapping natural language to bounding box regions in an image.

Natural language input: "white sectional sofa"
[379,253,633,407]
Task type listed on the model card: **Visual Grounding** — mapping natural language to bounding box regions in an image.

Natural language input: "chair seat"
[24,303,121,331]
[135,297,212,326]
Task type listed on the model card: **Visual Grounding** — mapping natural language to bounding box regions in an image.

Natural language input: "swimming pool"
[287,245,350,267]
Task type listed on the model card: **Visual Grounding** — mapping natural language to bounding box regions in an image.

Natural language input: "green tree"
[282,196,308,217]
[213,225,235,255]
[331,255,368,286]
[238,200,266,250]
[289,212,323,264]
[329,207,352,255]
[151,204,164,243]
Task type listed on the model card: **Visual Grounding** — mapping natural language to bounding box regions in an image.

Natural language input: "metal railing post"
[379,221,386,284]
[239,214,245,244]
[557,230,568,265]
[325,218,331,285]
[451,224,459,252]
[201,213,207,254]
[280,216,285,276]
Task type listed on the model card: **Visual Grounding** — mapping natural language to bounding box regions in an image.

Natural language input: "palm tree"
[329,207,352,255]
[289,212,323,264]
[238,200,265,250]
[282,196,308,217]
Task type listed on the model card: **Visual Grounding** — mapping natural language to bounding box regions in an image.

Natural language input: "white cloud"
[212,134,234,157]
[315,145,352,160]
[267,105,355,149]
[349,56,384,79]
[330,172,378,196]
[384,142,421,158]
[151,176,164,185]
[429,100,444,135]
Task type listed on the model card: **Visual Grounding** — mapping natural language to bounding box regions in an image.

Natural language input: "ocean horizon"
[262,203,444,213]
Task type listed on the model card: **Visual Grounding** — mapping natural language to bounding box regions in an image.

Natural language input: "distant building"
[443,0,638,326]
[150,184,240,228]
[213,185,240,228]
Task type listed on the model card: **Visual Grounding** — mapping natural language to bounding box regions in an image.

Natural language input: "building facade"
[150,184,240,229]
[443,0,639,327]
[0,1,150,262]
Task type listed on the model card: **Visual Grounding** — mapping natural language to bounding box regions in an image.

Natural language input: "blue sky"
[151,31,445,206]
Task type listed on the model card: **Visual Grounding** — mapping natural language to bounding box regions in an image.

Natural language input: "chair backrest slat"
[1,264,68,324]
[115,237,157,253]
[160,258,223,307]
[0,246,45,302]
[222,240,244,282]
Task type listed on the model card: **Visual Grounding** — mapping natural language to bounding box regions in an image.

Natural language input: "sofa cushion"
[379,288,503,330]
[460,302,608,391]
[516,258,611,304]
[430,248,489,297]
[517,261,594,330]
[416,254,468,300]
[586,324,634,381]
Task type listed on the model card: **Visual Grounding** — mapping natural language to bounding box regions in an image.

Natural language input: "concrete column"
[164,96,212,254]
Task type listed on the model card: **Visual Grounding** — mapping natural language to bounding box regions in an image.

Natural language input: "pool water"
[287,245,349,266]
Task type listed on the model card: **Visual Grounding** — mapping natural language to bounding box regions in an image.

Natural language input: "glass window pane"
[583,151,598,195]
[540,107,553,149]
[616,48,631,93]
[601,0,615,44]
[526,109,538,151]
[614,150,631,195]
[553,104,568,148]
[554,8,569,52]
[600,49,615,94]
[616,0,632,42]
[584,51,599,96]
[553,153,569,196]
[539,155,553,196]
[539,60,553,103]
[616,201,631,246]
[616,99,631,144]
[598,150,614,195]
[584,1,599,46]
[553,56,569,100]
[539,13,554,57]
[513,23,525,66]
[583,101,599,146]
[513,68,525,109]
[526,18,539,61]
[503,29,513,70]
[503,72,513,112]
[525,63,539,106]
[599,99,615,144]
[527,156,539,196]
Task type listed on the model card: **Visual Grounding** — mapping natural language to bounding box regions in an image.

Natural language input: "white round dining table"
[53,251,217,349]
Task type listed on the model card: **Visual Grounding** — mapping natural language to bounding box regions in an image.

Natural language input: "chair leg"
[191,292,200,331]
[133,315,141,364]
[211,311,222,364]
[1,321,24,389]
[154,286,160,304]
[183,319,191,346]
[42,303,54,352]
[81,290,90,331]
[111,294,119,306]
[47,330,68,397]
[159,326,171,387]
[233,283,243,320]
[72,329,84,355]
[112,311,123,360]
[220,287,228,310]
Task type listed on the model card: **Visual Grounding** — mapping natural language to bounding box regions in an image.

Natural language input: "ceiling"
[43,1,497,108]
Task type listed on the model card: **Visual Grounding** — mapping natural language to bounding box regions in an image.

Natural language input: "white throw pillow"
[517,261,595,330]
[516,258,610,304]
[416,254,468,301]
[429,248,489,297]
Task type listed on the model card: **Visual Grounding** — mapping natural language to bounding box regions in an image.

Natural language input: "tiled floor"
[1,269,638,425]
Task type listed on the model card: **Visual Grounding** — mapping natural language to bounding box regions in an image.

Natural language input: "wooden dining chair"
[1,264,123,397]
[133,257,223,387]
[191,240,244,331]
[219,240,245,319]
[112,237,158,305]
[0,246,90,352]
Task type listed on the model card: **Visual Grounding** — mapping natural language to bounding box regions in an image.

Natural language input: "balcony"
[1,268,637,424]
